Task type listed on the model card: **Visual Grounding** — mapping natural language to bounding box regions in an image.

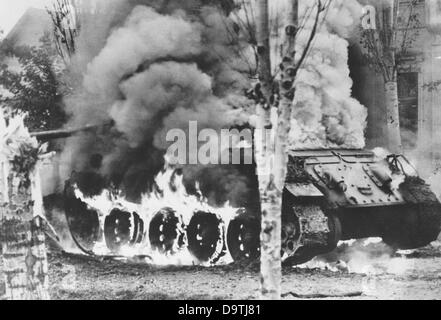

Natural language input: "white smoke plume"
[288,0,368,150]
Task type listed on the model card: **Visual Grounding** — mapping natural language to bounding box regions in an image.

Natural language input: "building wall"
[5,8,52,47]
[357,0,441,176]
[399,0,441,174]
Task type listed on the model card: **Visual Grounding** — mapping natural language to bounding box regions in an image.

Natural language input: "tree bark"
[275,0,299,189]
[380,0,402,154]
[260,1,299,300]
[255,0,273,101]
[255,0,323,300]
[254,0,283,300]
[259,181,282,300]
[385,81,402,154]
[259,0,301,301]
[0,164,50,300]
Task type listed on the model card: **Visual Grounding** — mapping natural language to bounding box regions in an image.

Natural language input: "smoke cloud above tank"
[285,0,368,149]
[61,0,255,206]
[59,0,368,206]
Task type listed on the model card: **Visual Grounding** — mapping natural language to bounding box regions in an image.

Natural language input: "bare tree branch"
[293,0,331,76]
[255,0,273,103]
[47,0,80,64]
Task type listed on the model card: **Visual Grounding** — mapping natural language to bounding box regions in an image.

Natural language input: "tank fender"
[285,183,323,197]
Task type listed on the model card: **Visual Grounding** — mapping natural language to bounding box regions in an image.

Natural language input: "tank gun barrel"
[31,123,111,141]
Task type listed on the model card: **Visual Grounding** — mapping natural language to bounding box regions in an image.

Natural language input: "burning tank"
[59,148,441,266]
[62,169,260,265]
[34,129,441,265]
[280,149,441,265]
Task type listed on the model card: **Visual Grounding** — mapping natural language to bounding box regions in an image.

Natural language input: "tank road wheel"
[149,208,185,254]
[327,214,342,250]
[64,185,101,255]
[104,209,132,253]
[132,212,145,245]
[187,211,226,264]
[227,212,260,262]
[281,213,301,262]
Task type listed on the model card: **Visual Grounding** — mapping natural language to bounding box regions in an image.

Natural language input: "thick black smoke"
[61,0,257,208]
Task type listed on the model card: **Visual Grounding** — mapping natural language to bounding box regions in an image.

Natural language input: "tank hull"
[62,149,441,265]
[281,150,441,264]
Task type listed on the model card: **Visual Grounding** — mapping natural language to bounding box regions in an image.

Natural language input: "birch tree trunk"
[275,0,299,188]
[382,0,402,154]
[276,0,323,188]
[0,163,50,300]
[255,0,323,299]
[385,80,402,154]
[254,0,283,300]
[0,239,4,300]
[258,0,301,300]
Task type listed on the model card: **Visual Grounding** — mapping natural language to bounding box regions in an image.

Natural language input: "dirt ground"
[47,242,441,300]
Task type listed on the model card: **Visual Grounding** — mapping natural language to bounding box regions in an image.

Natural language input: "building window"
[398,72,418,150]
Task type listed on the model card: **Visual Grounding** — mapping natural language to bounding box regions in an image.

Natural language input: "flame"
[298,238,417,276]
[70,162,239,266]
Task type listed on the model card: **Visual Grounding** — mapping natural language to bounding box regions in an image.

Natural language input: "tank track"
[64,182,343,266]
[381,177,441,249]
[63,186,261,265]
[282,204,341,265]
